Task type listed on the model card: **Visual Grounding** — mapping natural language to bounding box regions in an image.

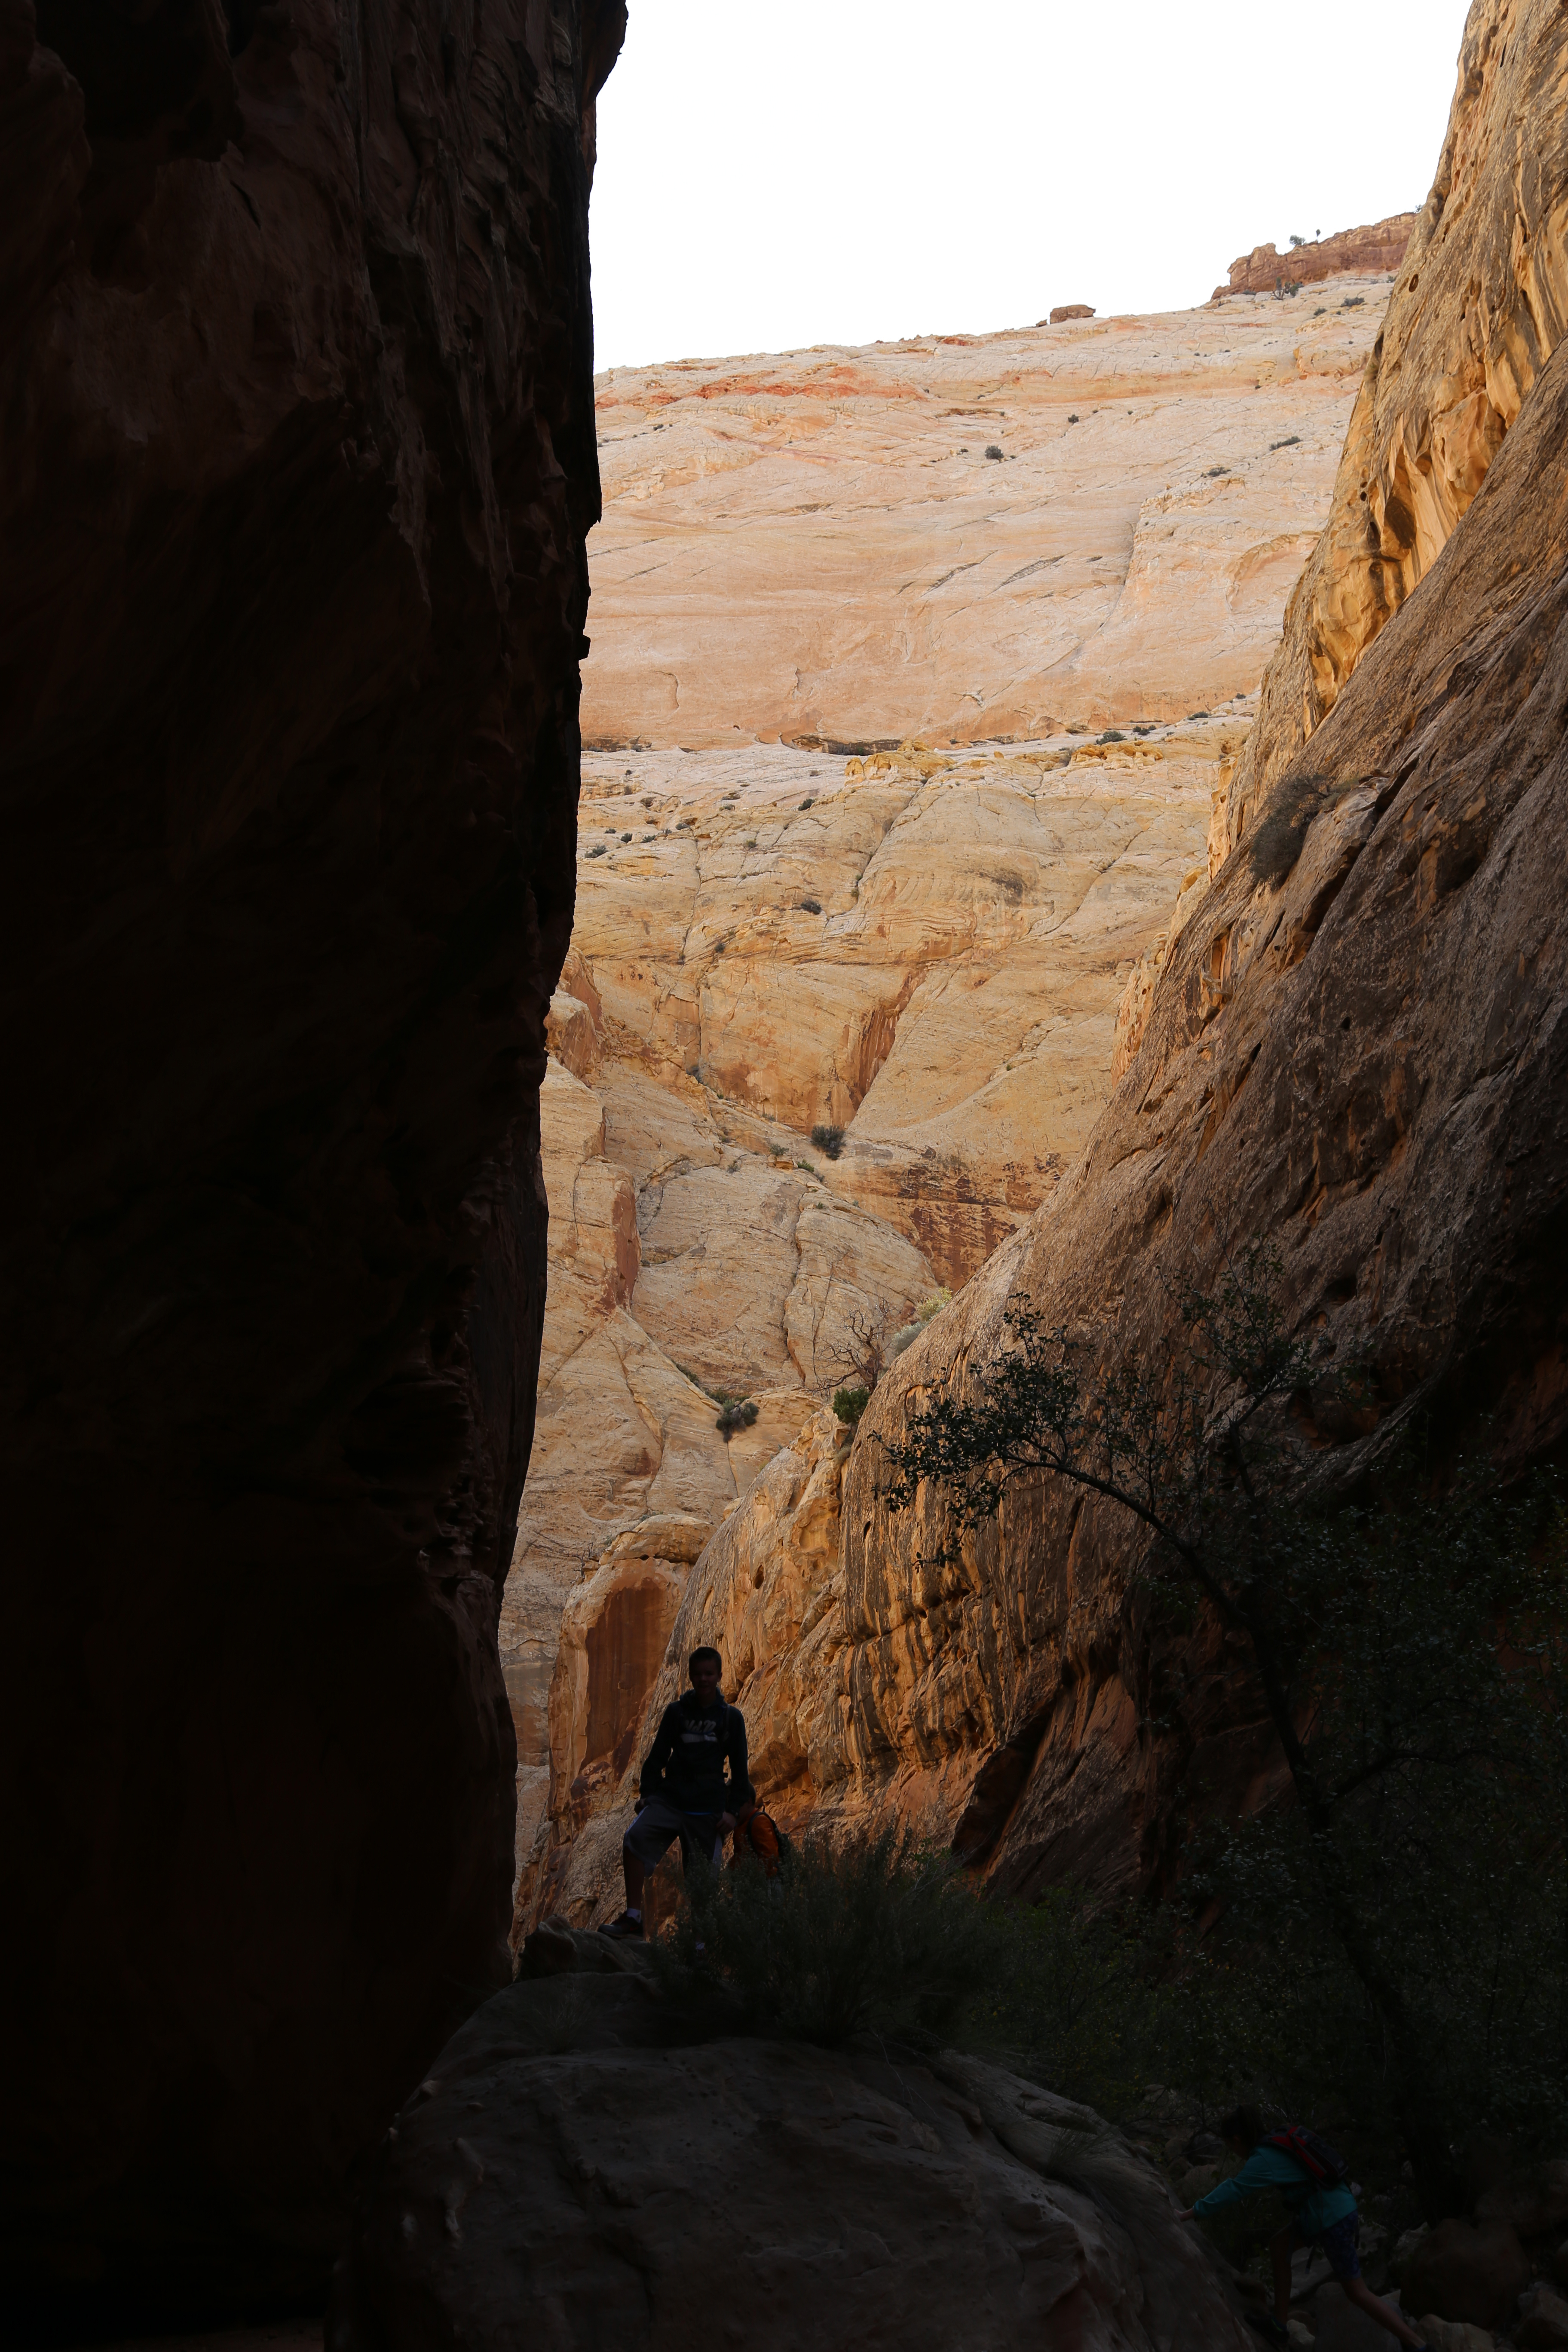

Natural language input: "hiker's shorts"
[1297,2214,1361,2281]
[624,1796,724,1874]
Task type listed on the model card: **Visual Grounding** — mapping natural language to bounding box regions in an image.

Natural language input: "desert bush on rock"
[833,1385,870,1428]
[653,1825,997,2050]
[886,1242,1568,2217]
[809,1122,844,1158]
[890,1288,954,1360]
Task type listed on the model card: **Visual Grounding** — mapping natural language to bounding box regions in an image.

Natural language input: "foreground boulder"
[1403,2220,1531,2328]
[332,1945,1255,2352]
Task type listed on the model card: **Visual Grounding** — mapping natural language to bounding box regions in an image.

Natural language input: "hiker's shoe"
[599,1911,644,1940]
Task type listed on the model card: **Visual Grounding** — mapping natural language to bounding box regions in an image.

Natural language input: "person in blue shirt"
[1179,2106,1430,2349]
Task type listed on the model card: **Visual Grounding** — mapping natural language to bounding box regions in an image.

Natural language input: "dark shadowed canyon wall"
[0,0,622,2326]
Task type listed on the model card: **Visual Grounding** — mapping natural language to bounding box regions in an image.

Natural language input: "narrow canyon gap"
[0,0,624,2324]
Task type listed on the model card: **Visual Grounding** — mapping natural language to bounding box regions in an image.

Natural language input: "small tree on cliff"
[883,1244,1568,2218]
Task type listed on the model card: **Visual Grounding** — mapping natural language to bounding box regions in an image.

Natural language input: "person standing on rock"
[1179,2107,1431,2349]
[600,1647,753,1940]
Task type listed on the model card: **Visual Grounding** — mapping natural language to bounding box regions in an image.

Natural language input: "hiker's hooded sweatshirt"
[640,1692,753,1818]
[1194,2145,1357,2238]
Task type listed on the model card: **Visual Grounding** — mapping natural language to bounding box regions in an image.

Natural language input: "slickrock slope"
[1219,0,1568,862]
[1214,213,1416,300]
[332,1940,1256,2352]
[681,0,1568,1902]
[0,0,620,2323]
[505,716,1259,1903]
[508,273,1394,1924]
[845,308,1568,1899]
[532,0,1568,1926]
[582,280,1390,748]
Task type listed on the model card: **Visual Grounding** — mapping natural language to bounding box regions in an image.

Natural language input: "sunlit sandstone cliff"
[506,279,1397,1920]
[1214,214,1416,301]
[503,719,1253,1877]
[1120,0,1568,1074]
[521,0,1568,1935]
[1221,0,1568,860]
[582,282,1392,749]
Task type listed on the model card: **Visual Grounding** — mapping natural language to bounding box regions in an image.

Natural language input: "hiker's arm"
[639,1706,677,1801]
[1192,2151,1271,2219]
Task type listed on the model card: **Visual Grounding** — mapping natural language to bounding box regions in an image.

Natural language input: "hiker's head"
[1220,2105,1264,2156]
[688,1647,723,1704]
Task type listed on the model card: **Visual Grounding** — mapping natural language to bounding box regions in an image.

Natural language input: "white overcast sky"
[589,0,1474,371]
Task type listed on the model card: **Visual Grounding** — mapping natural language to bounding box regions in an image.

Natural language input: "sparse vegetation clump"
[714,1395,759,1438]
[651,1825,997,2050]
[810,1122,845,1159]
[889,1288,953,1359]
[798,897,823,916]
[832,1384,870,1428]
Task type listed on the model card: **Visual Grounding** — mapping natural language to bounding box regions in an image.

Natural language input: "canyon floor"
[502,269,1392,1900]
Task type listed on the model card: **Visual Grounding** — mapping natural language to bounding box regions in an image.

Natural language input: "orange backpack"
[729,1803,790,1877]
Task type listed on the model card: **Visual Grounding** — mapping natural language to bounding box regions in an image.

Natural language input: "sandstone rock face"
[0,0,621,2323]
[582,279,1387,749]
[506,714,1259,1913]
[521,1406,851,1925]
[1220,0,1568,864]
[557,170,1568,1905]
[331,1954,1257,2352]
[501,946,940,1893]
[513,270,1396,1917]
[831,283,1568,1898]
[1214,214,1417,300]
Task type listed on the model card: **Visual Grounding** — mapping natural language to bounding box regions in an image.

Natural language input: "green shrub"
[715,1397,759,1438]
[963,1887,1175,2117]
[832,1384,870,1427]
[652,1825,998,2049]
[810,1122,845,1159]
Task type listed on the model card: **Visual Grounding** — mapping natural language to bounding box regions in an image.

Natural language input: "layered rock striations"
[0,0,621,2321]
[840,317,1568,1894]
[507,714,1266,1916]
[1219,0,1568,864]
[1213,213,1417,300]
[531,0,1568,1926]
[510,269,1401,1930]
[583,279,1390,748]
